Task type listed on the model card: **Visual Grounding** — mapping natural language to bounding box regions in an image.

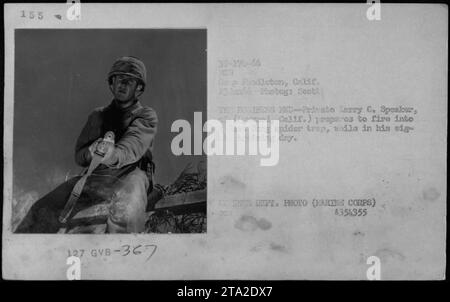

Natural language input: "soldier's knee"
[108,201,128,229]
[107,199,146,233]
[106,169,149,233]
[108,192,146,227]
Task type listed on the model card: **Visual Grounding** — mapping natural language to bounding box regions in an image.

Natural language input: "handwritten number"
[145,245,157,261]
[133,245,142,255]
[122,245,131,256]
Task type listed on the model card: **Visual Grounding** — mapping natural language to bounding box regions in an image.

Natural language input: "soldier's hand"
[88,138,104,158]
[88,132,116,166]
[101,142,115,163]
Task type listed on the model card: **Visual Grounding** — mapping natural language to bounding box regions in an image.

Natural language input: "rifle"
[58,131,115,225]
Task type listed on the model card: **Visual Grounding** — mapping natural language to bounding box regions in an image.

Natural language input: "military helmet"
[107,56,147,90]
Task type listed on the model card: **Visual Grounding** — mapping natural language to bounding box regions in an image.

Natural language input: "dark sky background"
[13,29,206,203]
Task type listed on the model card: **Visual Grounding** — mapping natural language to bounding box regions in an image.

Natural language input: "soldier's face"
[112,75,139,102]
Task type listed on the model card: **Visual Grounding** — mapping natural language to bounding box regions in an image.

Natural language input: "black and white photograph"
[2,3,447,282]
[11,29,207,234]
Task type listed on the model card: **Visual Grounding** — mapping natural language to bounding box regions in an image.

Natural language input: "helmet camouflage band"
[107,56,147,90]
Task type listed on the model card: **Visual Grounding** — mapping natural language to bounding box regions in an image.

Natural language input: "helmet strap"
[135,90,144,98]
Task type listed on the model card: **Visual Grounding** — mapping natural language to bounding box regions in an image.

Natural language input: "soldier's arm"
[103,107,158,169]
[74,110,103,167]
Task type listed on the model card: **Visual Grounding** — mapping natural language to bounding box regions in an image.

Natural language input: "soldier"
[16,56,158,233]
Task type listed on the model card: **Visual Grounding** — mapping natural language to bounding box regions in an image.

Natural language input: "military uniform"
[16,57,158,233]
